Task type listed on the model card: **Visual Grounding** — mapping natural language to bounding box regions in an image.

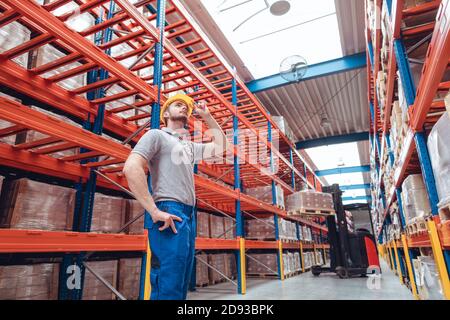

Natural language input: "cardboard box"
[223,217,235,239]
[246,253,277,274]
[88,193,127,233]
[117,258,141,300]
[209,214,225,238]
[196,211,210,238]
[195,253,209,287]
[208,254,226,284]
[0,263,59,300]
[82,260,118,300]
[286,190,334,211]
[125,200,145,235]
[245,217,275,240]
[0,179,75,231]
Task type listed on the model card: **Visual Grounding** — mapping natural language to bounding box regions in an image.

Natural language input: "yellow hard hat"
[160,94,195,126]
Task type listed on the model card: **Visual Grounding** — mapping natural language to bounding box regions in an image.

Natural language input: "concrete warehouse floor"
[187,260,413,300]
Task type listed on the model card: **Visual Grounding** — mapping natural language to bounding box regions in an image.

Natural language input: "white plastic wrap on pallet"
[427,113,450,209]
[401,174,431,224]
[413,255,445,300]
[0,21,31,68]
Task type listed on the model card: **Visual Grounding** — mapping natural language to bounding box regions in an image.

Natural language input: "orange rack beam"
[0,229,148,253]
[195,238,240,250]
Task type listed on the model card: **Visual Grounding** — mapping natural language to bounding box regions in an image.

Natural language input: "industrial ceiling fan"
[219,0,291,32]
[279,55,308,83]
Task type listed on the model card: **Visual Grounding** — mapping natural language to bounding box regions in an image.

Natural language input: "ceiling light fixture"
[269,0,291,16]
[320,113,331,128]
[222,0,292,32]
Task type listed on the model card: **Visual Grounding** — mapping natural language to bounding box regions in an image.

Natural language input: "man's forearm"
[124,166,158,216]
[202,114,230,155]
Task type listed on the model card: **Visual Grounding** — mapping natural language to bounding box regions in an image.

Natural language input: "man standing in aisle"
[123,94,229,300]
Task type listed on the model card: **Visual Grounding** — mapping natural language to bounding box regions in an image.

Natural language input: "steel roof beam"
[315,165,371,176]
[246,52,367,94]
[295,132,369,149]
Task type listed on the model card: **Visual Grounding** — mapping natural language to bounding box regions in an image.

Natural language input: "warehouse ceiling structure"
[182,0,371,204]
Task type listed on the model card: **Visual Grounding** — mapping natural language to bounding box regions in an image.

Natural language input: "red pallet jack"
[311,185,380,279]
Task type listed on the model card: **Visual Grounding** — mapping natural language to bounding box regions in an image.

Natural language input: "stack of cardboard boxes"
[286,190,334,212]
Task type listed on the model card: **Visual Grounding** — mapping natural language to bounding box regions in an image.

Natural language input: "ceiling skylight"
[201,0,343,79]
[305,142,369,203]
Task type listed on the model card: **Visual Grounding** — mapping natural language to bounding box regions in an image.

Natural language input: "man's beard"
[170,115,188,124]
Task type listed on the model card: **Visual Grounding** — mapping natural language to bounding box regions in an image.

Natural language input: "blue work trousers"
[146,201,196,300]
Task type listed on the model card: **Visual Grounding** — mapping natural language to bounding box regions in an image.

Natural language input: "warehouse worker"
[123,94,228,300]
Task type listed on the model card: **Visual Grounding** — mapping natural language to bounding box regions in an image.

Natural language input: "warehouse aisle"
[187,260,413,300]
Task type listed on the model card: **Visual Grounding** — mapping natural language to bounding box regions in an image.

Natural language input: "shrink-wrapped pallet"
[88,193,127,233]
[427,112,450,220]
[125,200,145,235]
[208,254,226,284]
[209,214,225,238]
[245,184,285,209]
[82,260,118,300]
[246,253,278,275]
[279,219,297,241]
[245,217,275,240]
[0,179,75,230]
[283,254,290,276]
[272,116,295,144]
[301,226,312,242]
[401,175,431,224]
[195,253,209,287]
[118,258,141,300]
[413,255,444,300]
[294,252,301,272]
[196,211,210,238]
[0,263,59,300]
[286,190,334,212]
[37,3,94,94]
[0,21,31,67]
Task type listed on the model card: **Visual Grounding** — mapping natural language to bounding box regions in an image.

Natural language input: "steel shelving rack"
[366,0,450,299]
[0,0,329,299]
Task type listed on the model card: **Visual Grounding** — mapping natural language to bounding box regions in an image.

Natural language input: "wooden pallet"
[196,282,210,288]
[246,273,279,279]
[288,208,335,217]
[209,278,228,286]
[280,238,297,243]
[245,237,276,241]
[284,271,301,279]
[406,217,429,236]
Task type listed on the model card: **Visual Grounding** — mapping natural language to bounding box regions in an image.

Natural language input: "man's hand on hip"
[151,209,183,234]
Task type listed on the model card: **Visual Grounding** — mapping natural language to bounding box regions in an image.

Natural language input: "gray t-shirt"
[131,127,205,206]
